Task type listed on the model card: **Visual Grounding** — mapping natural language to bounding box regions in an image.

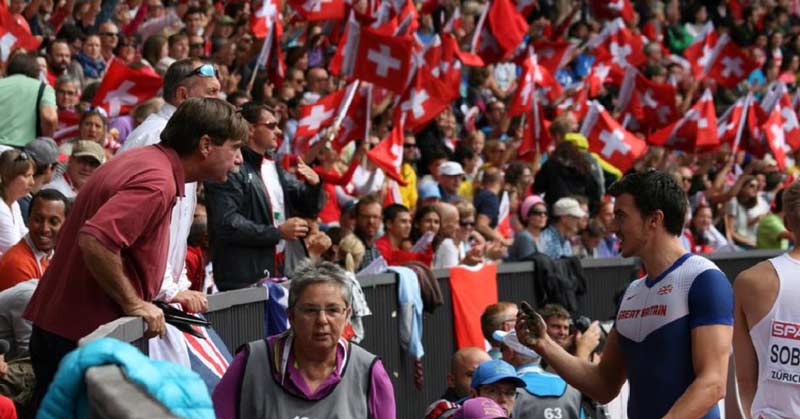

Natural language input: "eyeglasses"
[183,64,218,81]
[254,121,279,130]
[99,32,118,38]
[294,305,348,319]
[682,176,692,182]
[403,143,417,149]
[459,220,475,227]
[479,385,518,399]
[56,89,78,96]
[190,42,205,49]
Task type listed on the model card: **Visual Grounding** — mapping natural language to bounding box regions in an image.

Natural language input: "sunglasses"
[529,210,547,216]
[183,64,217,81]
[459,220,475,227]
[254,121,279,130]
[190,43,205,49]
[15,151,29,162]
[403,143,417,149]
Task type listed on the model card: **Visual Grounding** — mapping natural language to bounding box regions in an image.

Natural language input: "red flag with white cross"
[294,89,346,140]
[581,101,646,173]
[354,25,413,94]
[706,35,758,88]
[0,1,40,61]
[250,0,281,38]
[762,105,789,170]
[393,67,453,132]
[91,59,162,117]
[367,122,406,185]
[649,89,718,152]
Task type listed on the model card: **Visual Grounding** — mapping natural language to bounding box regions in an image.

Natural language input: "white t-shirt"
[0,200,28,256]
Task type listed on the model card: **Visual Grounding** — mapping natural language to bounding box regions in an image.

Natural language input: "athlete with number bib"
[516,171,734,419]
[734,181,800,418]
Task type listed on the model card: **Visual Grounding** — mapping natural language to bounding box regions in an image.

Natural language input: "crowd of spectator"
[1,0,800,417]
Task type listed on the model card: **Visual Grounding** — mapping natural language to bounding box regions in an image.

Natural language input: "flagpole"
[247,24,274,96]
[732,93,751,154]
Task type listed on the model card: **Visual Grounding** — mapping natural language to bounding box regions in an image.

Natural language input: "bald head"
[437,202,459,239]
[448,347,491,398]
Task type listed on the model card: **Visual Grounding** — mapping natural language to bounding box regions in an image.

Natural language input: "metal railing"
[80,251,779,419]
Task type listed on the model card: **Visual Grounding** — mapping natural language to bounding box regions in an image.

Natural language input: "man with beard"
[45,40,83,87]
[516,171,733,419]
[725,175,770,249]
[399,132,419,210]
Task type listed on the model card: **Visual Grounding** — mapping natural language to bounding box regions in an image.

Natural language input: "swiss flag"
[394,67,452,132]
[706,35,758,88]
[332,85,370,152]
[294,89,345,140]
[487,0,527,58]
[367,122,406,185]
[287,0,345,21]
[532,40,575,74]
[586,59,616,97]
[509,53,562,115]
[581,101,647,173]
[632,72,678,129]
[759,82,800,150]
[354,26,413,94]
[717,95,750,151]
[250,0,281,38]
[683,22,717,78]
[589,0,635,22]
[762,105,789,170]
[649,89,718,152]
[520,105,552,158]
[588,19,645,71]
[92,60,162,117]
[0,1,40,61]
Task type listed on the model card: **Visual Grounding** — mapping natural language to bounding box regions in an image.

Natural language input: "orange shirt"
[0,239,48,293]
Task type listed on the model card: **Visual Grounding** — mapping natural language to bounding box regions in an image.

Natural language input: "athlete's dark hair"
[608,170,687,236]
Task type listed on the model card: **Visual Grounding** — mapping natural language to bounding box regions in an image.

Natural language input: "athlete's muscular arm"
[516,312,627,403]
[662,324,732,419]
[732,262,780,419]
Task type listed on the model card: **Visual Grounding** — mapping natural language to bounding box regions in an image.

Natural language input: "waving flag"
[91,60,162,117]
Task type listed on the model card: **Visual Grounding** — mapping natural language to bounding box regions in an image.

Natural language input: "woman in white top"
[0,149,35,256]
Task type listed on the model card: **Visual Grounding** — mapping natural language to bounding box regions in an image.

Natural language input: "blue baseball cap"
[419,181,442,200]
[470,360,525,389]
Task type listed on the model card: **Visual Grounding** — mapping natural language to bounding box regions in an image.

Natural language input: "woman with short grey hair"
[212,260,395,419]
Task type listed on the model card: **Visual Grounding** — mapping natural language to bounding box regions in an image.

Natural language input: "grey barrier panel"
[80,317,148,355]
[86,365,179,419]
[205,286,268,352]
[578,257,640,321]
[708,249,782,282]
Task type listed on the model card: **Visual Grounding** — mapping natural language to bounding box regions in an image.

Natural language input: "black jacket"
[204,146,323,290]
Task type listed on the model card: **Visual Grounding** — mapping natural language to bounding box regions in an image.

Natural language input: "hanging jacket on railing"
[37,338,214,419]
[525,254,587,313]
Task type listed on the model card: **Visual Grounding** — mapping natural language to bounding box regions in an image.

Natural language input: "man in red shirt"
[375,204,432,266]
[24,97,246,410]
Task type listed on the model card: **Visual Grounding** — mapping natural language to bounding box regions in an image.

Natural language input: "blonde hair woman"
[337,233,365,273]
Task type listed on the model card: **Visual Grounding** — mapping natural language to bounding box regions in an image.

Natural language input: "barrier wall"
[81,251,780,418]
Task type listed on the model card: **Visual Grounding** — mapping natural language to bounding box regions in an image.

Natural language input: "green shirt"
[0,75,56,147]
[757,213,788,250]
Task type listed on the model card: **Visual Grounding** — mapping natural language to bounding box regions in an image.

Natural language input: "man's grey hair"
[288,260,352,309]
[55,74,79,88]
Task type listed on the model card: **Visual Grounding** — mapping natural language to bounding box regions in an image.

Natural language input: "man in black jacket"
[205,103,323,290]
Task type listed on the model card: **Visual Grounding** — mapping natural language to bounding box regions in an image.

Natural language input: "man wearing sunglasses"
[205,102,324,290]
[118,59,221,318]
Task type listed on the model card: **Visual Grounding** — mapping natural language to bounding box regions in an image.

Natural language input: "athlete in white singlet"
[734,185,800,419]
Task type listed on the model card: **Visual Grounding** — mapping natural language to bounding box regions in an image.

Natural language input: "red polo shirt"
[24,145,185,342]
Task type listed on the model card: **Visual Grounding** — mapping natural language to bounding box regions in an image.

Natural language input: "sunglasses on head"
[15,151,29,162]
[183,64,217,81]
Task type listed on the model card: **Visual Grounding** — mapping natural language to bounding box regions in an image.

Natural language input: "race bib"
[767,320,800,385]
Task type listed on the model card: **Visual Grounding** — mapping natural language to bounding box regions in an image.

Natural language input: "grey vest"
[239,339,377,419]
[512,378,583,419]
